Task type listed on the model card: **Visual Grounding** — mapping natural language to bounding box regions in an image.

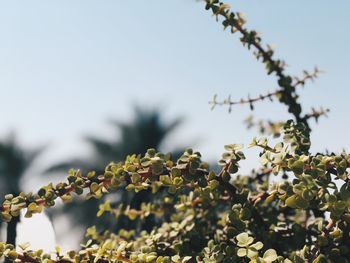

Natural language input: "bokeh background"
[0,0,349,254]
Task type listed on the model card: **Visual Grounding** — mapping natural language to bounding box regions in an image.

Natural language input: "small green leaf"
[290,160,304,175]
[250,241,263,250]
[90,182,99,193]
[285,195,297,208]
[236,233,254,247]
[263,249,278,262]
[237,248,247,257]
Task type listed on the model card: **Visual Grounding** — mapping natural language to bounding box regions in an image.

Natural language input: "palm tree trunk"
[4,216,20,263]
[4,192,20,263]
[6,216,20,245]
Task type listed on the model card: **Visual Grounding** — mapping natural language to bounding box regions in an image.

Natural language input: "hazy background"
[0,0,349,253]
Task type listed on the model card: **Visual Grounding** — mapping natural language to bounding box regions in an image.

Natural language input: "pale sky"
[0,0,349,253]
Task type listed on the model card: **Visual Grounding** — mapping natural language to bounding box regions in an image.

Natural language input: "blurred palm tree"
[47,107,185,239]
[0,134,42,250]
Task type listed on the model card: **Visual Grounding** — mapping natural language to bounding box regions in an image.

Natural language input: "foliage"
[206,0,328,130]
[0,1,347,263]
[1,122,350,262]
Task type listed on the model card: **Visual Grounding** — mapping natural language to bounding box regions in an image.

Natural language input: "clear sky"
[0,0,349,251]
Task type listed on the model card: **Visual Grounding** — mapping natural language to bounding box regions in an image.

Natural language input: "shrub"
[1,1,347,263]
